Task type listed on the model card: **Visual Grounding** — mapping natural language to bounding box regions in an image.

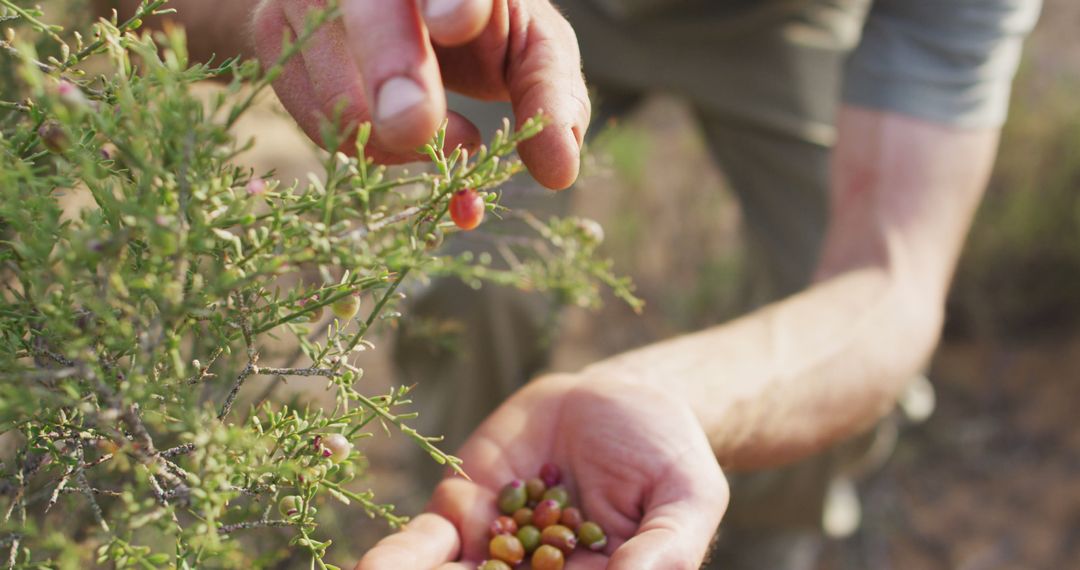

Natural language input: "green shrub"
[0,2,636,568]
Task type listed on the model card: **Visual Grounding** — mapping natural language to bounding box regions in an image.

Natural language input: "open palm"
[357,374,728,569]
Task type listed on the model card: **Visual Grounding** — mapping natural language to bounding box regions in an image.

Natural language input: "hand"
[357,374,728,569]
[252,0,590,189]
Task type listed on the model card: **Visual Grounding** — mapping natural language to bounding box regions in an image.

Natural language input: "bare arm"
[584,105,999,471]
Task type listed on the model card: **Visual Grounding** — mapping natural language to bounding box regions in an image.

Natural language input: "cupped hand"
[357,374,728,569]
[252,0,590,189]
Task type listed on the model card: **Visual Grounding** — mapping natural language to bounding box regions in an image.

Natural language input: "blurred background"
[226,0,1080,567]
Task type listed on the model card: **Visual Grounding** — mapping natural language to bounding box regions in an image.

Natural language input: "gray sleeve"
[842,0,1042,128]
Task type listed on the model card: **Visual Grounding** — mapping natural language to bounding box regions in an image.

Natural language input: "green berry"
[531,545,565,570]
[516,525,541,554]
[512,507,533,528]
[278,495,302,518]
[577,521,607,551]
[478,561,512,570]
[331,293,360,320]
[541,485,569,508]
[532,499,561,529]
[322,433,351,463]
[525,478,546,504]
[488,534,525,566]
[559,506,583,531]
[540,524,577,555]
[497,479,527,515]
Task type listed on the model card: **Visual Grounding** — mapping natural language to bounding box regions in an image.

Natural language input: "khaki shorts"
[394,1,884,568]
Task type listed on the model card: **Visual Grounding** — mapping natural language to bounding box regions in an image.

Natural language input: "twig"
[218,362,256,420]
[43,466,74,514]
[73,443,109,534]
[217,519,292,535]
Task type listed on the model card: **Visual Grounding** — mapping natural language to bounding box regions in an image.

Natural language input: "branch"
[217,519,293,535]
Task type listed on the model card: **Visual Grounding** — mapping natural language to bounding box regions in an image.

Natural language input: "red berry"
[449,188,484,231]
[559,507,583,531]
[539,463,561,487]
[531,545,565,570]
[489,515,518,537]
[532,499,561,529]
[488,534,525,566]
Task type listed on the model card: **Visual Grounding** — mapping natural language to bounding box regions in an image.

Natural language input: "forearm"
[583,106,1000,471]
[95,0,260,61]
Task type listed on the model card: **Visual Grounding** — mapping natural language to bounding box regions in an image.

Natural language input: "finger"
[343,0,447,152]
[253,2,480,161]
[427,477,499,561]
[421,0,493,47]
[355,513,460,570]
[506,1,591,190]
[607,467,729,570]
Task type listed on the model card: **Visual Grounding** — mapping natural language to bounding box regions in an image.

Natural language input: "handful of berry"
[480,464,608,570]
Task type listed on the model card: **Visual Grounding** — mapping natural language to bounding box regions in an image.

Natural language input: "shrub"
[0,1,637,567]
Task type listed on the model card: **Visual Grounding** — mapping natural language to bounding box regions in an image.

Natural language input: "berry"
[496,479,527,515]
[539,463,561,487]
[525,478,546,505]
[511,507,533,528]
[449,188,484,231]
[321,433,352,463]
[516,525,541,554]
[478,561,512,570]
[540,524,577,555]
[559,507,583,531]
[531,545,565,570]
[488,534,525,566]
[575,217,605,244]
[331,292,360,321]
[577,521,607,552]
[532,499,561,529]
[278,495,302,518]
[489,515,518,537]
[541,485,569,508]
[246,178,267,196]
[38,121,68,153]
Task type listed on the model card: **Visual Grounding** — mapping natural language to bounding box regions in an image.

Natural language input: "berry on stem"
[278,495,302,518]
[321,433,352,463]
[331,292,360,321]
[449,188,484,231]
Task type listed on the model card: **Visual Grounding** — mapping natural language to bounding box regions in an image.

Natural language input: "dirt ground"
[225,1,1080,567]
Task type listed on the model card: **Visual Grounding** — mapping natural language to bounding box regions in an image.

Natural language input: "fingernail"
[425,0,465,21]
[376,76,427,123]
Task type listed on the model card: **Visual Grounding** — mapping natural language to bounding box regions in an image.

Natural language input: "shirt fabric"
[585,0,1043,128]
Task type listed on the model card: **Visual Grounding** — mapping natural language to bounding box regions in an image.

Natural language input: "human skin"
[100,2,1002,568]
